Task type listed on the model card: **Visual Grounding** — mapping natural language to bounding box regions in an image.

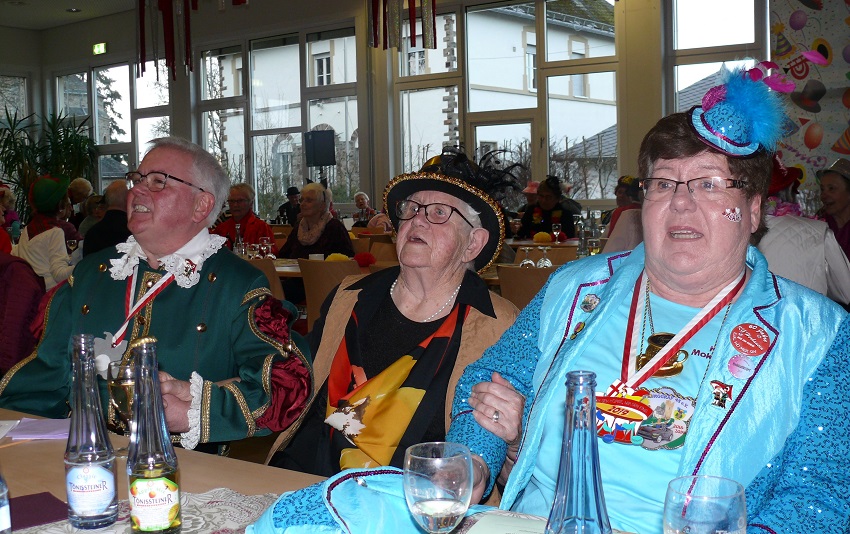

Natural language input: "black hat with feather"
[383,147,521,273]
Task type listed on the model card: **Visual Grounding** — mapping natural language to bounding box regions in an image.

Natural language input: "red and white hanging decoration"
[137,0,249,80]
[367,0,437,51]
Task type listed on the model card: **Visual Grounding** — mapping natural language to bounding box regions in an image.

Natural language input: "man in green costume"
[0,137,312,451]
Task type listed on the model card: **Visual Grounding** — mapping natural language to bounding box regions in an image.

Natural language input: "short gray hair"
[145,136,229,224]
[354,191,369,202]
[230,183,255,202]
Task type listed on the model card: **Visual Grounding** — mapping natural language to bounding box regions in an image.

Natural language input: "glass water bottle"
[545,370,611,534]
[127,337,181,533]
[65,334,119,529]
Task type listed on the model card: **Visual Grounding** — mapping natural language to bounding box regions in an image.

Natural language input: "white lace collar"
[109,229,227,288]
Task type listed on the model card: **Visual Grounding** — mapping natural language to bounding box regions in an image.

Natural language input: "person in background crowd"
[518,181,538,214]
[277,186,301,225]
[607,175,642,235]
[212,183,276,253]
[261,148,519,532]
[67,177,93,229]
[0,136,312,453]
[279,182,354,303]
[817,158,850,260]
[515,175,577,239]
[758,154,850,305]
[351,191,377,228]
[78,194,105,237]
[448,64,849,532]
[0,184,20,243]
[13,174,81,289]
[83,180,131,257]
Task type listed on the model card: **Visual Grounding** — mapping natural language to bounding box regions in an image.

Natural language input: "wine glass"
[519,247,536,268]
[107,361,135,457]
[536,246,553,268]
[258,236,272,259]
[247,243,260,260]
[403,442,473,534]
[588,237,601,256]
[551,223,561,243]
[663,475,746,534]
[66,239,78,253]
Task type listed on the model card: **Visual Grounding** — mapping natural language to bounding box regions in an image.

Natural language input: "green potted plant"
[0,107,96,222]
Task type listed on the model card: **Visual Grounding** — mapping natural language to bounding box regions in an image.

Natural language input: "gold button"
[98,264,107,272]
[208,273,217,282]
[197,323,207,332]
[81,304,89,315]
[146,280,155,288]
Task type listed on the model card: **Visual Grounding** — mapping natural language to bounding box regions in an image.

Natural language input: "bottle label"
[129,477,180,530]
[0,503,9,531]
[66,464,116,516]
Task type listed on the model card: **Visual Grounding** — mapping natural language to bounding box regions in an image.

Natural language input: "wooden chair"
[298,258,361,332]
[369,261,399,273]
[271,224,293,239]
[513,246,577,266]
[370,241,398,262]
[496,265,556,310]
[351,237,371,255]
[366,233,394,246]
[350,226,371,237]
[249,258,285,301]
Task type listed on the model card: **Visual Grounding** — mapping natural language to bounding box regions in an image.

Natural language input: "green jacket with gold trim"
[0,245,312,446]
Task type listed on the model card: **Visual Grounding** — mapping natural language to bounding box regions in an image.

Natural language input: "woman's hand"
[469,372,524,447]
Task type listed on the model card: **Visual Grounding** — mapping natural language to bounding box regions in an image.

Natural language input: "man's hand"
[158,371,191,434]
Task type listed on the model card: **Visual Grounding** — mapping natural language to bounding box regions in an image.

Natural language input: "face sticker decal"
[723,207,742,222]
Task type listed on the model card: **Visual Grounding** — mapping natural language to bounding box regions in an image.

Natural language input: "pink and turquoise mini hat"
[689,61,794,158]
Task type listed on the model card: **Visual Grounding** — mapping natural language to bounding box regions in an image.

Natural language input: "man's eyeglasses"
[396,199,474,227]
[125,171,206,193]
[640,177,746,202]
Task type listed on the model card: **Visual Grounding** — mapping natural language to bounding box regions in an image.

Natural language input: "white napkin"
[6,418,70,440]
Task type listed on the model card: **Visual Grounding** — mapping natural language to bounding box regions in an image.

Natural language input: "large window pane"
[99,153,129,189]
[136,116,170,163]
[400,13,458,76]
[400,86,459,172]
[467,2,537,112]
[94,65,130,144]
[306,28,356,87]
[308,96,358,203]
[254,133,304,220]
[58,73,89,117]
[250,35,301,130]
[201,45,243,100]
[0,76,27,115]
[674,0,754,50]
[546,1,615,62]
[675,60,754,112]
[203,108,246,183]
[135,60,169,108]
[549,71,618,200]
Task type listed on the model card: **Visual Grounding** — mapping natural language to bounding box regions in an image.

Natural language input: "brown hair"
[638,112,772,243]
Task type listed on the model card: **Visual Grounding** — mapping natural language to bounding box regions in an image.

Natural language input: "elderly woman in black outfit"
[515,175,578,239]
[269,149,521,476]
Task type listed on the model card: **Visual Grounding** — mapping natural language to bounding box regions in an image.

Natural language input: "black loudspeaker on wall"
[304,130,336,167]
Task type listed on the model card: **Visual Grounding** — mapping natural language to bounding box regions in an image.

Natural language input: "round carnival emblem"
[730,323,770,356]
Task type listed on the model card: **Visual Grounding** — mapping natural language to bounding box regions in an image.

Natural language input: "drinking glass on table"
[519,247,536,268]
[259,236,275,259]
[66,239,78,253]
[107,361,134,457]
[551,223,562,243]
[663,475,746,534]
[403,442,473,534]
[536,246,553,268]
[247,243,261,260]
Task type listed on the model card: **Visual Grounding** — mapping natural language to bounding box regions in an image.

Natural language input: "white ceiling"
[0,0,135,31]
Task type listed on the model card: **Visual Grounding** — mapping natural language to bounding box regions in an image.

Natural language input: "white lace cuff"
[179,372,204,450]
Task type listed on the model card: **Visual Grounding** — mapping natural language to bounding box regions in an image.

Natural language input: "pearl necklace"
[390,277,462,322]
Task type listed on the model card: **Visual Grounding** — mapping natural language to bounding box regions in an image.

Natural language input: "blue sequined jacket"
[447,244,850,533]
